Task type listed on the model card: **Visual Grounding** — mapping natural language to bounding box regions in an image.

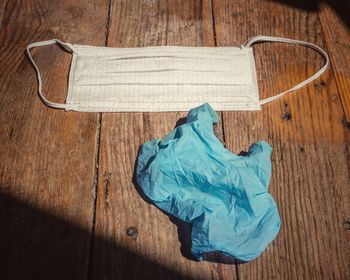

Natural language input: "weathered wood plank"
[0,1,108,279]
[318,1,350,122]
[213,0,350,279]
[0,0,8,28]
[91,0,237,279]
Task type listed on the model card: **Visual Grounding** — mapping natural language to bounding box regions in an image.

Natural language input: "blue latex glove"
[136,103,280,261]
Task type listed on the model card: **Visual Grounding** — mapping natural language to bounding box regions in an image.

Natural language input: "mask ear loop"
[26,39,75,109]
[242,35,329,105]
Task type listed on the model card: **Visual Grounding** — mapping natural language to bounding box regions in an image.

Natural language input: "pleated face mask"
[26,36,329,112]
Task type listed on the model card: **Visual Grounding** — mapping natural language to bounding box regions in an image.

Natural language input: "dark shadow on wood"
[168,216,197,261]
[0,192,196,280]
[174,117,187,129]
[270,0,350,30]
[201,252,246,265]
[238,150,250,156]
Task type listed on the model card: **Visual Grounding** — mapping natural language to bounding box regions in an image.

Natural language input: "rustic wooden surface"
[318,1,350,122]
[214,0,350,279]
[0,0,107,279]
[91,1,235,279]
[0,0,349,279]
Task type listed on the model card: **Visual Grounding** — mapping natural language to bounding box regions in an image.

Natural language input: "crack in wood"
[104,171,112,207]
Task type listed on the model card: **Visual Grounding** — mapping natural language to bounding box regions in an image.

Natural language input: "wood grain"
[0,0,8,27]
[318,1,350,122]
[213,0,350,279]
[90,0,237,279]
[0,1,108,279]
[1,1,349,279]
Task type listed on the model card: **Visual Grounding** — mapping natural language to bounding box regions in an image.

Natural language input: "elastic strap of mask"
[243,35,329,105]
[26,39,75,109]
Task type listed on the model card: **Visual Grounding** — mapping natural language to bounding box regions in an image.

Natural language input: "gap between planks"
[87,0,112,279]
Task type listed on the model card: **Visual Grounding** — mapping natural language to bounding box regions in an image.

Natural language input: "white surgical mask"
[26,36,329,112]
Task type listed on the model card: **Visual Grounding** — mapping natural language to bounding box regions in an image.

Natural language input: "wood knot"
[126,226,138,240]
[281,112,291,121]
[343,221,350,231]
[342,117,350,129]
[281,103,291,121]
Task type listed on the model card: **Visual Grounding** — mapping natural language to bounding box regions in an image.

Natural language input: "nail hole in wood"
[126,226,138,240]
[343,221,350,230]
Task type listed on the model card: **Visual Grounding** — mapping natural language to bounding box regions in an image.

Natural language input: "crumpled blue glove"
[136,103,280,261]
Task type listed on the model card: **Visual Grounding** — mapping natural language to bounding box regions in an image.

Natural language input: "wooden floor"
[1,1,350,279]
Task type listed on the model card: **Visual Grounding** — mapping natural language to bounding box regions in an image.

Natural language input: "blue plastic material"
[136,103,280,261]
